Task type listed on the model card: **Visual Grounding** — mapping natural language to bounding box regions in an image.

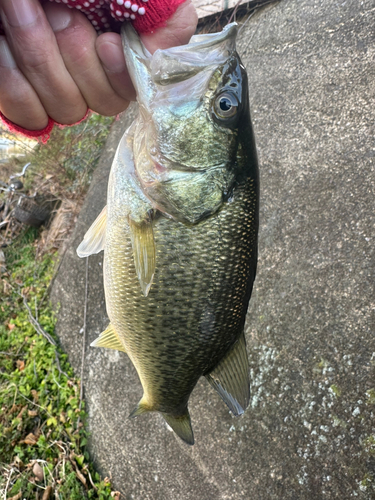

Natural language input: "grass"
[0,115,120,499]
[0,228,117,499]
[3,113,114,197]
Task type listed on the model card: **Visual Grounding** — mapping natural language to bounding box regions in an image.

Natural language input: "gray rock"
[51,1,375,498]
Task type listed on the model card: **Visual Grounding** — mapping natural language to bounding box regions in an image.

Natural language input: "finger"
[141,0,198,54]
[96,33,136,102]
[0,35,48,130]
[0,0,87,124]
[45,4,130,117]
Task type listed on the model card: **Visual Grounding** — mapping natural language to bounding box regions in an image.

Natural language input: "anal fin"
[129,217,155,297]
[205,332,250,417]
[77,206,107,258]
[90,323,126,352]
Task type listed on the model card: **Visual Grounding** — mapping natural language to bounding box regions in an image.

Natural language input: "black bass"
[77,22,259,445]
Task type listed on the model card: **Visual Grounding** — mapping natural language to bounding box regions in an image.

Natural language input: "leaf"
[33,462,44,481]
[41,485,53,500]
[30,389,39,402]
[75,454,85,467]
[16,360,25,371]
[8,492,22,500]
[22,433,38,445]
[7,323,15,331]
[16,406,27,419]
[46,417,57,427]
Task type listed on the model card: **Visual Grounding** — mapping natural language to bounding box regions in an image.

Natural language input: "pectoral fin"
[205,332,250,416]
[90,323,126,352]
[77,206,107,258]
[129,217,155,297]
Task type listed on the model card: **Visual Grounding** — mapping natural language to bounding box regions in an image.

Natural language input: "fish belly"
[104,179,257,415]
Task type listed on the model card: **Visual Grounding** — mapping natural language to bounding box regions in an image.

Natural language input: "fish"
[77,22,259,445]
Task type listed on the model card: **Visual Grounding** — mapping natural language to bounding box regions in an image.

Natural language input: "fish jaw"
[121,22,238,108]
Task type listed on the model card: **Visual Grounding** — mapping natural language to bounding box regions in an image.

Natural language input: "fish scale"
[104,177,257,412]
[77,22,259,444]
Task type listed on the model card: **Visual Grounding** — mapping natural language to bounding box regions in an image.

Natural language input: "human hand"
[0,0,198,131]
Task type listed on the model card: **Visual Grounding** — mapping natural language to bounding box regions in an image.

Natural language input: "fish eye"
[213,92,239,120]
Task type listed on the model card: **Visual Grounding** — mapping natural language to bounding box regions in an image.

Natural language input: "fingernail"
[97,40,126,73]
[1,0,38,27]
[44,5,72,32]
[0,36,16,68]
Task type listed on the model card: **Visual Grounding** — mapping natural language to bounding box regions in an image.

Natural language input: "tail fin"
[129,398,194,445]
[162,410,194,446]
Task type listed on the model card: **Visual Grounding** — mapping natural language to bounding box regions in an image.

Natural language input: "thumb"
[140,0,198,54]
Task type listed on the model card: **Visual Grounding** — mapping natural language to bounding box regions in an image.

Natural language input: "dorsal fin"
[162,411,194,446]
[205,332,250,416]
[77,206,107,258]
[90,323,126,352]
[129,217,155,297]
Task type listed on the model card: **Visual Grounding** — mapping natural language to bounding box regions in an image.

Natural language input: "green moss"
[329,384,341,397]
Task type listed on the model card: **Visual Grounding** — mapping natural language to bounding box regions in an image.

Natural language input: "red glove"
[0,0,190,142]
[0,0,186,36]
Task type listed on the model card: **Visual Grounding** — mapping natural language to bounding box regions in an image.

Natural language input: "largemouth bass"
[77,22,259,445]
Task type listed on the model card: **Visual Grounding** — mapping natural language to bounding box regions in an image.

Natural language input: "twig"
[3,466,14,500]
[21,293,56,346]
[8,383,54,420]
[238,1,274,57]
[53,351,69,379]
[86,469,98,491]
[77,257,89,429]
[238,9,256,35]
[228,0,243,24]
[20,292,69,378]
[0,218,10,229]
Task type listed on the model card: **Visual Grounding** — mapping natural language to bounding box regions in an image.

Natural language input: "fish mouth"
[138,156,228,189]
[121,22,239,107]
[136,155,205,187]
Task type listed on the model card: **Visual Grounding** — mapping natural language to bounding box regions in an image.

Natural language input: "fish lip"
[121,22,151,62]
[121,22,239,104]
[149,155,227,175]
[121,21,238,59]
[157,22,238,54]
[121,24,154,107]
[143,159,229,186]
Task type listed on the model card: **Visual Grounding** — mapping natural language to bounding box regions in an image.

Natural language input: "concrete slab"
[51,1,375,498]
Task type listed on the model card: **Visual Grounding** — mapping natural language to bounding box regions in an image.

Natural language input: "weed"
[3,113,114,197]
[0,228,115,499]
